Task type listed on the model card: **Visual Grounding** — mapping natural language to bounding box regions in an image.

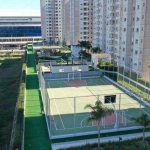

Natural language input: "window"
[137,17,140,21]
[136,28,139,32]
[135,50,138,54]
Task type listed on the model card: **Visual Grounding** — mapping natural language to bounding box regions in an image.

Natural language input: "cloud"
[0,8,40,16]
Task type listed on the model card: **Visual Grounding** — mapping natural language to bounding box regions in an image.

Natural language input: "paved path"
[24,46,51,150]
[52,132,150,150]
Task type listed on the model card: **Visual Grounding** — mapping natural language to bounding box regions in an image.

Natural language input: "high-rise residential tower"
[40,0,93,45]
[70,0,93,45]
[93,0,150,78]
[40,0,63,43]
[41,0,150,77]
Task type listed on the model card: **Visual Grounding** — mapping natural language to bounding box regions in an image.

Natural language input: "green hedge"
[138,78,150,88]
[59,137,150,150]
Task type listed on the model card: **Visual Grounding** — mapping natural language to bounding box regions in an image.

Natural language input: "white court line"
[60,86,74,112]
[101,79,150,116]
[80,115,90,127]
[50,108,58,130]
[87,79,92,84]
[76,114,89,117]
[48,83,65,129]
[56,125,94,131]
[57,81,63,84]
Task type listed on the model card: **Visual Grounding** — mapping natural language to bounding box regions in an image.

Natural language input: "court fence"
[43,70,102,80]
[38,69,150,139]
[100,64,150,103]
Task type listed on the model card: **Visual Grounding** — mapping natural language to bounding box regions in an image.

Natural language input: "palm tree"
[85,41,92,54]
[131,114,150,141]
[84,100,114,150]
[77,41,84,52]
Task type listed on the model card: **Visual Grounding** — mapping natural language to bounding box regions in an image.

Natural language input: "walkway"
[52,132,150,150]
[24,46,51,150]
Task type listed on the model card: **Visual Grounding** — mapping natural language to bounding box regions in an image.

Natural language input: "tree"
[131,114,150,141]
[105,61,111,65]
[85,41,92,53]
[77,41,84,51]
[98,58,105,67]
[49,37,52,47]
[84,100,114,150]
[77,41,87,52]
[92,47,102,53]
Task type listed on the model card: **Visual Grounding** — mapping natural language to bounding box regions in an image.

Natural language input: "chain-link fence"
[38,68,150,139]
[117,65,150,102]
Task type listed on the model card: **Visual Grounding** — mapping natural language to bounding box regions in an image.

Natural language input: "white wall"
[51,65,88,73]
[91,54,111,67]
[71,46,81,56]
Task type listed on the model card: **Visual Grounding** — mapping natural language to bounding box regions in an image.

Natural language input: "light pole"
[118,137,122,150]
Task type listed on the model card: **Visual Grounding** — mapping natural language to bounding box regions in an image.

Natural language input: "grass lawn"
[0,54,25,149]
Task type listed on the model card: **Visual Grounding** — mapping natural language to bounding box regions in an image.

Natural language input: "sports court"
[43,75,150,139]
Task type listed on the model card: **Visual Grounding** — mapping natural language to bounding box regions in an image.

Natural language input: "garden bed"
[0,53,25,149]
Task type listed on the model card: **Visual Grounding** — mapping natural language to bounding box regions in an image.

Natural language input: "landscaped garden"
[0,52,26,149]
[59,137,150,150]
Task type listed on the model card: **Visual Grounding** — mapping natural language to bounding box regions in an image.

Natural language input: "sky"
[0,0,40,16]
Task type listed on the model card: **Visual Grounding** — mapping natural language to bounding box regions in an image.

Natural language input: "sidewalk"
[52,132,150,150]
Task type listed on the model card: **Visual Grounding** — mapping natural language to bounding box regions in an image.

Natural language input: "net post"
[118,93,121,129]
[73,71,74,80]
[124,110,126,126]
[129,68,131,90]
[74,97,76,135]
[68,73,69,81]
[123,65,125,86]
[139,97,142,117]
[48,96,51,138]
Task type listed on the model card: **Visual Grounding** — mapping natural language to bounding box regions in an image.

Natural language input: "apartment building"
[93,0,150,78]
[40,0,63,43]
[41,0,93,45]
[93,0,107,51]
[41,0,150,77]
[70,0,93,45]
[62,0,70,45]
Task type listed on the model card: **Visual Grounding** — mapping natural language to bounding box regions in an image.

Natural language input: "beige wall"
[40,0,46,40]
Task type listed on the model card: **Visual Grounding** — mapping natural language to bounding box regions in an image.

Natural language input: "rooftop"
[92,53,111,57]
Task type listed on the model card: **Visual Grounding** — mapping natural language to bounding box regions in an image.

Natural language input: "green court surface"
[24,47,51,150]
[45,77,150,138]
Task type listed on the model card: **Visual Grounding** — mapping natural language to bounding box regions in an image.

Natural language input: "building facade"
[0,16,41,38]
[70,0,93,45]
[40,0,63,44]
[93,0,150,77]
[0,16,42,49]
[41,0,150,77]
[40,0,93,45]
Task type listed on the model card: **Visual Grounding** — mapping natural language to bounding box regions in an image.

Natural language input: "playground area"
[42,76,150,139]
